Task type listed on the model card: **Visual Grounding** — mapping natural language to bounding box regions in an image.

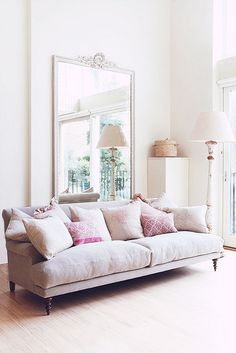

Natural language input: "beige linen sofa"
[2,200,224,315]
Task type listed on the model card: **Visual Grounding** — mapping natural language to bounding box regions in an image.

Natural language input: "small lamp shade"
[191,112,235,142]
[97,125,128,149]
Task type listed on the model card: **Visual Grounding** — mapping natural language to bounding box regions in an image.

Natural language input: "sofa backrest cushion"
[5,203,71,242]
[2,200,129,234]
[5,209,32,242]
[134,199,166,216]
[34,203,70,223]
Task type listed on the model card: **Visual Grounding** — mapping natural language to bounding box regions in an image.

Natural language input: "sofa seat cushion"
[131,231,224,267]
[31,241,151,289]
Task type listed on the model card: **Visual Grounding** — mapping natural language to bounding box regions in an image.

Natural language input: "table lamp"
[97,125,128,201]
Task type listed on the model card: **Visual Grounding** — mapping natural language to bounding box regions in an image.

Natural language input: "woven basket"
[153,139,177,157]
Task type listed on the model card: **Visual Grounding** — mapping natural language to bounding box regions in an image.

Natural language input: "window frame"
[218,78,236,245]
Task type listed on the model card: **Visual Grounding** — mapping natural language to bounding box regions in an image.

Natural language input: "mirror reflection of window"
[58,63,130,115]
[55,57,134,201]
[60,119,90,194]
[59,112,130,200]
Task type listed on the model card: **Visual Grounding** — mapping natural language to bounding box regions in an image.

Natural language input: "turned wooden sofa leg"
[9,281,15,292]
[212,259,218,271]
[45,297,53,315]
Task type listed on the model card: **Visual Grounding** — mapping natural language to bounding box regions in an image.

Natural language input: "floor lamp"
[191,112,235,233]
[97,125,128,201]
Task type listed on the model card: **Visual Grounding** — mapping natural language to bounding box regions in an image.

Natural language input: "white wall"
[170,0,217,225]
[0,0,171,263]
[0,0,29,263]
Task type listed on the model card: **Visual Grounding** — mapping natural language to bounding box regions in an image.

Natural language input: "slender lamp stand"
[109,147,117,201]
[191,112,235,233]
[205,140,217,233]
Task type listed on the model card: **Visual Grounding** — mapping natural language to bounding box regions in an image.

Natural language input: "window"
[215,1,236,245]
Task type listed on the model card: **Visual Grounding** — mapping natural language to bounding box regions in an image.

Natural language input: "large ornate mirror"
[53,53,134,201]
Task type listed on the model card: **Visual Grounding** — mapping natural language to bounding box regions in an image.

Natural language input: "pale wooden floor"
[0,252,236,353]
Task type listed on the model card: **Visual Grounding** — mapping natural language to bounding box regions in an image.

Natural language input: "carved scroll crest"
[77,52,117,69]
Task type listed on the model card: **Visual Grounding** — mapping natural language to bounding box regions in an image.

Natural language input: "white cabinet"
[147,157,189,206]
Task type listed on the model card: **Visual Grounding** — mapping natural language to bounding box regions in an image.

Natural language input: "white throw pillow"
[70,206,111,241]
[149,192,177,209]
[102,202,144,240]
[23,217,73,260]
[6,209,32,242]
[133,200,165,217]
[164,206,208,233]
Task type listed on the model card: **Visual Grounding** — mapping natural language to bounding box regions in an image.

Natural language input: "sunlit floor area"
[0,251,235,353]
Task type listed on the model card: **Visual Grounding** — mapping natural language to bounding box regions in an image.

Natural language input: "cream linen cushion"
[31,241,151,289]
[102,202,144,240]
[70,206,111,241]
[132,231,223,266]
[6,209,32,242]
[164,206,208,233]
[23,217,73,260]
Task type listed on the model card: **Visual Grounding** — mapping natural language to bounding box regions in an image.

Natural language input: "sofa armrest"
[5,240,44,292]
[6,240,44,264]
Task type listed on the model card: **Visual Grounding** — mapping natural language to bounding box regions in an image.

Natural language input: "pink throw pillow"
[73,237,102,246]
[141,213,177,237]
[65,222,102,246]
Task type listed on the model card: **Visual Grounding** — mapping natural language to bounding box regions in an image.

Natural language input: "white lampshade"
[97,125,128,149]
[191,112,235,142]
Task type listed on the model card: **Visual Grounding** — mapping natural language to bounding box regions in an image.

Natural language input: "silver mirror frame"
[52,53,135,199]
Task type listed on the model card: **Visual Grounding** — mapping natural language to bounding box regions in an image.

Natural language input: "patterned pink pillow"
[141,213,177,237]
[73,237,102,246]
[65,222,102,246]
